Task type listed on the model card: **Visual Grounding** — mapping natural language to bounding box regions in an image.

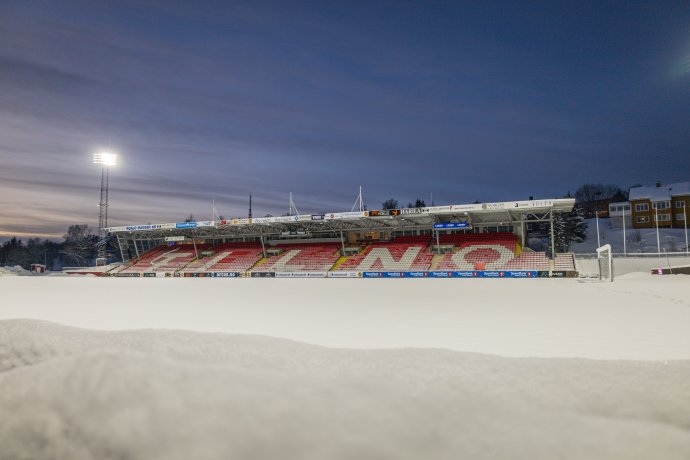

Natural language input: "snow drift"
[1,320,690,460]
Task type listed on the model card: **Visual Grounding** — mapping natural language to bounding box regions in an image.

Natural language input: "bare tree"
[382,198,399,210]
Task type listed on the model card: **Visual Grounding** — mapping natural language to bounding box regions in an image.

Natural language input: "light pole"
[622,205,627,256]
[595,210,601,248]
[683,201,690,256]
[654,203,660,257]
[93,152,118,263]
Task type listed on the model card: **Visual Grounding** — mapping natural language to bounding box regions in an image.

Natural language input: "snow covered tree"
[553,207,588,252]
[62,225,97,266]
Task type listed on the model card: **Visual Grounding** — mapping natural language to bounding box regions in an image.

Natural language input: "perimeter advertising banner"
[181,271,241,277]
[363,271,538,278]
[276,272,328,278]
[327,271,361,278]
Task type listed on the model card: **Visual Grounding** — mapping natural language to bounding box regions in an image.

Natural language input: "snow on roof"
[628,182,690,202]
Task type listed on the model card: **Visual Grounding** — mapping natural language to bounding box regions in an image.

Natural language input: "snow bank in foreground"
[0,265,31,276]
[1,320,689,460]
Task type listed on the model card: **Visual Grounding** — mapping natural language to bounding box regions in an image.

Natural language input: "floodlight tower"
[93,152,118,239]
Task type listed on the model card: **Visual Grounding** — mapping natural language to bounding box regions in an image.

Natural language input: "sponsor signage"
[508,200,554,209]
[165,236,186,242]
[369,209,400,217]
[250,217,273,224]
[175,222,197,229]
[425,271,539,278]
[276,271,328,278]
[109,269,541,279]
[449,204,482,212]
[426,205,452,213]
[399,207,430,215]
[325,211,366,220]
[109,223,178,232]
[433,222,470,229]
[481,202,506,211]
[327,271,360,278]
[274,215,301,223]
[311,214,325,220]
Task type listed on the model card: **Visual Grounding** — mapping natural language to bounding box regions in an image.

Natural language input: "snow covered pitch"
[1,267,689,459]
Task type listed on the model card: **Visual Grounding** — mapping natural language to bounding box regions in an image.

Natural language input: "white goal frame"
[596,244,613,282]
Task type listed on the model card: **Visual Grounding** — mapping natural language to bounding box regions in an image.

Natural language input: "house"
[607,201,632,229]
[628,182,689,229]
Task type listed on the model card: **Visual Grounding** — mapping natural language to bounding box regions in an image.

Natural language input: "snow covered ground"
[571,217,689,255]
[1,236,690,459]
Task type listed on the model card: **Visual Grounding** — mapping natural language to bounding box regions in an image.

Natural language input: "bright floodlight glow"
[93,152,118,166]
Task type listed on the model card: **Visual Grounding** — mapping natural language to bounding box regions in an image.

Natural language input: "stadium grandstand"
[103,198,577,278]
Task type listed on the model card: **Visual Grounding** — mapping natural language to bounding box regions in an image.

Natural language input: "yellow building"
[628,182,689,229]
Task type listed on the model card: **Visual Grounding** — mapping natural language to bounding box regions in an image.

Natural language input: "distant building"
[607,201,632,229]
[628,182,689,229]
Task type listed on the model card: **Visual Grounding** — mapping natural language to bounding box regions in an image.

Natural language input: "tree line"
[0,225,106,271]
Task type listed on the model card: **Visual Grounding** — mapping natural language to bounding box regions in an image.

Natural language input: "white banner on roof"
[449,204,482,212]
[273,215,301,223]
[251,217,274,224]
[426,205,452,213]
[325,211,367,220]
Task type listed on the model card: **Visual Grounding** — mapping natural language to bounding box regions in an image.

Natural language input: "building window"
[652,201,670,210]
[654,214,671,222]
[676,201,686,208]
[636,216,650,223]
[676,213,685,221]
[624,205,630,211]
[635,203,649,212]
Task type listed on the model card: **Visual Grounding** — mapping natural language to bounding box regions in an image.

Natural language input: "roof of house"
[628,182,690,202]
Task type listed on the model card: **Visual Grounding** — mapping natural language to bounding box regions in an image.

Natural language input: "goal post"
[596,244,613,282]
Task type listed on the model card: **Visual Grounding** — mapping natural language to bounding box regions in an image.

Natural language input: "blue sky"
[1,0,689,240]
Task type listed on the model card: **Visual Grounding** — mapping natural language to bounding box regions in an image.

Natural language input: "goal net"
[596,244,613,282]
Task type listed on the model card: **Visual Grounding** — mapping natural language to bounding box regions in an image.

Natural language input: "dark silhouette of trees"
[0,225,105,270]
[382,199,399,210]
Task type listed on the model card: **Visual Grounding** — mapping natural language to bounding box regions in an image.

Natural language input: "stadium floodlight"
[93,151,118,167]
[94,151,118,264]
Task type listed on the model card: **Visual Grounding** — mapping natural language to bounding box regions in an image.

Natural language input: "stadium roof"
[106,198,575,240]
